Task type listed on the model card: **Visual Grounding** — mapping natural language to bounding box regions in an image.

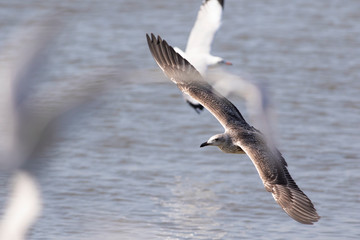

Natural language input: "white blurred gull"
[147,34,320,224]
[0,19,100,240]
[0,23,58,240]
[174,0,232,113]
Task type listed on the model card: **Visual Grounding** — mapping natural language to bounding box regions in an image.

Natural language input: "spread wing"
[146,33,319,224]
[235,131,320,224]
[146,33,248,130]
[185,0,224,56]
[174,0,225,112]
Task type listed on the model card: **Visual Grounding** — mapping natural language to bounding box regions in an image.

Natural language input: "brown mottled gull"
[146,33,320,225]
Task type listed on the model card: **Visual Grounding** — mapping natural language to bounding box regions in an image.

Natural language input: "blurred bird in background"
[174,0,232,113]
[172,0,276,144]
[0,16,103,240]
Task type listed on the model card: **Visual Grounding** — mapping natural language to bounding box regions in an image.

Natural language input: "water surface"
[0,0,359,239]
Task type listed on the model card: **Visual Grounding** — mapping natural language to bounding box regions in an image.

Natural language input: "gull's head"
[200,134,227,148]
[207,55,232,66]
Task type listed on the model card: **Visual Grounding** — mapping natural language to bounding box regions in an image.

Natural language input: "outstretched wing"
[185,0,224,56]
[147,33,319,224]
[146,33,247,130]
[174,0,226,112]
[235,132,320,224]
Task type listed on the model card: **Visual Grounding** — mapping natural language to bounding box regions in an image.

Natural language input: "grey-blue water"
[0,0,359,239]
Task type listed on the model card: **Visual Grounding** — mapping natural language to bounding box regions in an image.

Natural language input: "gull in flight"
[146,33,320,224]
[0,18,101,240]
[0,22,60,240]
[174,0,232,113]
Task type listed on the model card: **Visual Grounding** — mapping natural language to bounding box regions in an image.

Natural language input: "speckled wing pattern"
[147,33,247,130]
[235,130,320,224]
[146,33,320,224]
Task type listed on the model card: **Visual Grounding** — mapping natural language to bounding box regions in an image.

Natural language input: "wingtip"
[204,0,225,9]
[145,32,204,84]
[272,184,320,225]
[218,0,225,9]
[146,33,151,43]
[146,33,167,48]
[147,33,157,44]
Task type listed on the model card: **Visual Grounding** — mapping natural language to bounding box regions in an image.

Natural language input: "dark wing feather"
[217,0,225,9]
[236,131,320,224]
[146,33,248,130]
[204,0,224,9]
[147,33,320,224]
[271,166,320,224]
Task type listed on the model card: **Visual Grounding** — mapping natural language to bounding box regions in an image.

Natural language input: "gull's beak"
[219,60,232,66]
[200,142,209,148]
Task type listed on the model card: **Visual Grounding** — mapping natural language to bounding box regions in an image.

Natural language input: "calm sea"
[0,0,359,239]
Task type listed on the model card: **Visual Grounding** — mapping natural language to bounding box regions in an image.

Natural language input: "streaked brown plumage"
[146,33,320,224]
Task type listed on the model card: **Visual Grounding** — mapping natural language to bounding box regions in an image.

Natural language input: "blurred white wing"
[0,22,59,170]
[173,0,226,113]
[0,20,60,240]
[185,0,224,64]
[207,69,278,145]
[0,171,42,240]
[0,16,104,240]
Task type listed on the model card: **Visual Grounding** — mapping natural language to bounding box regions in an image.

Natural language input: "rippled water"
[0,0,359,239]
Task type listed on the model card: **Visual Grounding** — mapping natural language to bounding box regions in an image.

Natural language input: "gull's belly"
[219,145,245,154]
